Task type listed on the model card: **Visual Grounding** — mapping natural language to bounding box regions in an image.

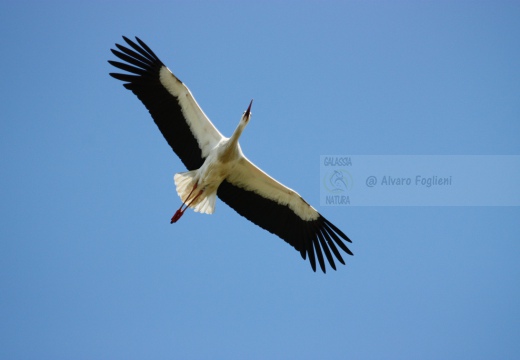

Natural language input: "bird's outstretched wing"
[108,36,224,170]
[217,157,353,273]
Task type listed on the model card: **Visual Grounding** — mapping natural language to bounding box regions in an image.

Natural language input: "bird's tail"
[174,171,216,214]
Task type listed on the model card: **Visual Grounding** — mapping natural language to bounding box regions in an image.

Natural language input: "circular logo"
[323,169,353,193]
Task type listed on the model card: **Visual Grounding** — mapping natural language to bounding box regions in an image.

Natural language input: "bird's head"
[231,99,253,142]
[241,99,253,124]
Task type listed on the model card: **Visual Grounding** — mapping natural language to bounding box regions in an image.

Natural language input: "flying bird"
[108,36,353,272]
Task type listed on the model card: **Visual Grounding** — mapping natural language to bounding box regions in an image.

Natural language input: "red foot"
[170,209,184,223]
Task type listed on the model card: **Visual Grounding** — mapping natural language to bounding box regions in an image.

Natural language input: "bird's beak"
[245,99,253,118]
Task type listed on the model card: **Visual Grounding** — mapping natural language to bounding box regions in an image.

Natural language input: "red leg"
[170,183,204,223]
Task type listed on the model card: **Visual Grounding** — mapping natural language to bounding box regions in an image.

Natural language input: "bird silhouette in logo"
[329,170,350,193]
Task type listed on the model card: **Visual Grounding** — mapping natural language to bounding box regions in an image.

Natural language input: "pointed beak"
[245,99,253,118]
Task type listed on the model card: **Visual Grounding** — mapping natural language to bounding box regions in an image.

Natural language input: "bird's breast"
[197,154,238,189]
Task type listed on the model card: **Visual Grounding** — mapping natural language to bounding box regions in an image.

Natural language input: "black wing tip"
[321,216,352,243]
[122,35,143,46]
[303,215,353,273]
[121,35,138,47]
[110,36,163,69]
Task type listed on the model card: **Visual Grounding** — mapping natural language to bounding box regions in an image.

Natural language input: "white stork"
[109,36,353,273]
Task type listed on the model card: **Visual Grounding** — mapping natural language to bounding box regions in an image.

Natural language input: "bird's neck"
[228,119,247,148]
[220,119,246,161]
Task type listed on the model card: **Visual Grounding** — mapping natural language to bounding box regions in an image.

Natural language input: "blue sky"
[1,1,519,359]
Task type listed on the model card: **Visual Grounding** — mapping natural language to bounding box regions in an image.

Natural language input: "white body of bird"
[173,104,250,216]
